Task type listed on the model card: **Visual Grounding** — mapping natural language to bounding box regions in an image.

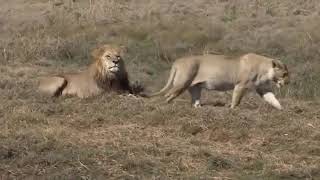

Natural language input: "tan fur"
[149,53,289,110]
[38,44,132,98]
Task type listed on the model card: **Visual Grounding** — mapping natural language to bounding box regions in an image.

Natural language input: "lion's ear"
[91,46,103,59]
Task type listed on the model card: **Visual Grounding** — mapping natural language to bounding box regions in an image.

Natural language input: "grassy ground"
[0,0,319,179]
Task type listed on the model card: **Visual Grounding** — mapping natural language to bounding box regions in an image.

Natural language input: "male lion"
[149,53,289,110]
[39,44,138,98]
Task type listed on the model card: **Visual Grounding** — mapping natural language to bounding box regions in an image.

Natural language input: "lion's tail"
[147,66,176,97]
[38,76,67,97]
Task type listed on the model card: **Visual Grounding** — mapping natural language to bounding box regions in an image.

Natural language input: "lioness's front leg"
[262,92,282,110]
[231,84,247,109]
[256,85,282,110]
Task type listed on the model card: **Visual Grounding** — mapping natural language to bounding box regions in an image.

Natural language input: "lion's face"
[272,60,289,88]
[100,48,122,73]
[92,45,125,75]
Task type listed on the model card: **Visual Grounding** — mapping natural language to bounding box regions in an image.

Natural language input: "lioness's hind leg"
[164,63,199,103]
[231,84,247,109]
[188,85,202,108]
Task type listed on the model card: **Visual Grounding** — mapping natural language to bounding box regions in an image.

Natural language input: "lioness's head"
[272,60,289,88]
[92,44,126,75]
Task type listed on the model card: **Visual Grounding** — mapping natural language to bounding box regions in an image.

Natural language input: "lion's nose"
[112,60,119,64]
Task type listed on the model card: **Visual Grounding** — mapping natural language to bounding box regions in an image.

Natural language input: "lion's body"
[150,53,289,110]
[39,45,132,98]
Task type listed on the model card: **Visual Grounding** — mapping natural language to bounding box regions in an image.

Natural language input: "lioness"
[149,53,289,110]
[39,44,136,98]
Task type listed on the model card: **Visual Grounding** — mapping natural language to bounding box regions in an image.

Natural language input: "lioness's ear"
[272,59,282,68]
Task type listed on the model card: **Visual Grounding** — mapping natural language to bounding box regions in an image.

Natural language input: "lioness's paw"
[193,102,202,108]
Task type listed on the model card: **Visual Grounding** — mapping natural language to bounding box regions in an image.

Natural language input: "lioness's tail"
[148,66,176,97]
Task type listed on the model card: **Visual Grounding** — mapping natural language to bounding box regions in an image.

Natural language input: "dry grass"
[0,0,320,179]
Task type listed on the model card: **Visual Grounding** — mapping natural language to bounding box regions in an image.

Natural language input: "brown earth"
[0,0,319,179]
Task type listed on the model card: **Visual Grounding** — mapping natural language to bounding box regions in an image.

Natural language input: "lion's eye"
[105,55,111,59]
[117,56,121,60]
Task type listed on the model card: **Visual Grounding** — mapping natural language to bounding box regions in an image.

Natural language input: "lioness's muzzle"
[276,79,286,88]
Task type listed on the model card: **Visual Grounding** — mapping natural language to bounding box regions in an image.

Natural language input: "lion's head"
[89,44,145,94]
[272,60,290,88]
[91,44,127,78]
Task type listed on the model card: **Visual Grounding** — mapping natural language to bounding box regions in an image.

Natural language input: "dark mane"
[92,57,144,95]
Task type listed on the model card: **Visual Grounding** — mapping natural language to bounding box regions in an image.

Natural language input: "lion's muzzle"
[108,65,120,73]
